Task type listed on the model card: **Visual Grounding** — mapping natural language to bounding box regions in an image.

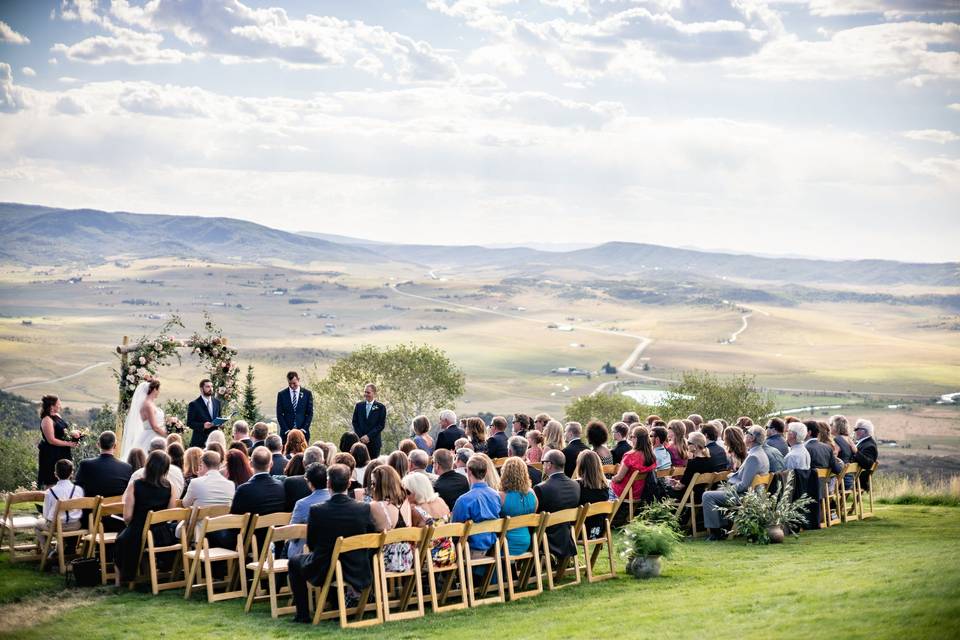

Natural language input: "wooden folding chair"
[601,464,619,477]
[861,462,878,518]
[612,469,641,523]
[183,513,249,602]
[501,513,545,601]
[656,467,674,478]
[243,512,292,567]
[575,502,616,583]
[492,457,508,469]
[530,463,543,472]
[245,523,304,617]
[311,533,384,629]
[826,467,844,526]
[82,501,124,584]
[676,472,717,538]
[39,496,100,574]
[750,473,773,492]
[539,507,582,591]
[422,522,469,614]
[132,507,189,594]
[377,527,426,622]
[840,463,862,522]
[1,491,44,562]
[462,519,506,607]
[182,504,231,549]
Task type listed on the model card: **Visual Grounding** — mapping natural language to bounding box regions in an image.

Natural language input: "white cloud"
[949,103,960,111]
[798,0,960,18]
[0,63,26,113]
[54,95,88,115]
[21,67,37,77]
[51,27,200,65]
[0,21,30,45]
[903,129,959,144]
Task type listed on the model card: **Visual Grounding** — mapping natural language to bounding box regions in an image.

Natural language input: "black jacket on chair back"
[534,472,581,558]
[302,494,378,589]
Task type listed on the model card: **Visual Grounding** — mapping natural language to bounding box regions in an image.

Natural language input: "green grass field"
[2,505,958,639]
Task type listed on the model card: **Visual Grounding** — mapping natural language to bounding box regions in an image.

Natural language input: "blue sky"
[0,0,957,261]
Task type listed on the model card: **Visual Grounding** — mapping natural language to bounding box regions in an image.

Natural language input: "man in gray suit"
[702,426,771,541]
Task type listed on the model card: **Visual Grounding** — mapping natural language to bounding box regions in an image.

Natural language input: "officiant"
[187,379,221,448]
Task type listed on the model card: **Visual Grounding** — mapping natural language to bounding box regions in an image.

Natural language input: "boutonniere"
[370,405,379,411]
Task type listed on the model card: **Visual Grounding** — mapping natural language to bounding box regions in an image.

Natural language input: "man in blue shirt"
[451,456,501,558]
[288,463,330,557]
[651,426,672,470]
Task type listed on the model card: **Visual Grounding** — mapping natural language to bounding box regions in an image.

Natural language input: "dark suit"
[806,440,843,474]
[853,437,878,491]
[288,494,378,620]
[270,453,288,476]
[435,425,465,451]
[187,395,222,449]
[229,472,287,550]
[612,440,630,465]
[276,387,313,443]
[562,439,588,477]
[284,475,311,512]
[534,472,581,559]
[434,470,469,512]
[766,434,788,456]
[487,431,508,459]
[75,453,132,499]
[706,441,729,472]
[239,437,254,453]
[352,400,386,458]
[526,463,543,487]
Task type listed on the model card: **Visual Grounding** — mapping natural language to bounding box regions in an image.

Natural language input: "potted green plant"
[716,476,813,544]
[621,520,681,578]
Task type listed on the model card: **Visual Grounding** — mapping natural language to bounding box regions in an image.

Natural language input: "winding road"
[1,361,111,392]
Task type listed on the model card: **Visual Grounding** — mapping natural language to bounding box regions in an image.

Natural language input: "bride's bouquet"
[165,416,186,434]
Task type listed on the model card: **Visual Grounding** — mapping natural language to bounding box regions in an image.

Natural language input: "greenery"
[187,315,240,408]
[73,404,118,462]
[636,498,680,531]
[621,520,681,560]
[309,343,465,447]
[0,431,38,492]
[0,506,958,638]
[0,390,40,436]
[240,364,262,424]
[564,392,654,427]
[874,474,960,507]
[657,371,775,423]
[115,316,184,416]
[716,477,814,544]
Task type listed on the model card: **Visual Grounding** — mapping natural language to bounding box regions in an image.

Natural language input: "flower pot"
[627,555,662,578]
[766,525,785,544]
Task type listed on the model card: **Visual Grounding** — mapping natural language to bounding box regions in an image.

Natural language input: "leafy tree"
[565,393,654,427]
[657,371,774,423]
[0,432,38,491]
[309,344,465,449]
[240,364,262,423]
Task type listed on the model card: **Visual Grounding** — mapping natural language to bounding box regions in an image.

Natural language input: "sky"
[0,1,958,262]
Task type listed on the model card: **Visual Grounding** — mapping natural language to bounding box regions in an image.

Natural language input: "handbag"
[69,557,102,587]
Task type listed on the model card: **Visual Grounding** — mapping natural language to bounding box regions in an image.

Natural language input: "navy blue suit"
[352,400,386,458]
[276,387,313,443]
[187,395,222,449]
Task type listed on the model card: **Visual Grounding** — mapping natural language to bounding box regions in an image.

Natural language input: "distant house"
[601,362,617,374]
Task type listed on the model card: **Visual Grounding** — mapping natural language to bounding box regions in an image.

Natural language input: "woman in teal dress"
[498,458,538,554]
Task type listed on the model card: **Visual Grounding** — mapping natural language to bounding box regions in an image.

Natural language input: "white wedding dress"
[120,381,165,459]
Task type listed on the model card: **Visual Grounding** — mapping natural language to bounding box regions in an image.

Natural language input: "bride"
[120,379,167,458]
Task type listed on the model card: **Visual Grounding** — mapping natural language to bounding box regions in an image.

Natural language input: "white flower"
[218,386,226,395]
[128,366,136,374]
[127,384,135,391]
[137,367,147,377]
[126,374,134,382]
[138,356,146,365]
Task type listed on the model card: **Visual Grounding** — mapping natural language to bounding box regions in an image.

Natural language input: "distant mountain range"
[2,202,957,287]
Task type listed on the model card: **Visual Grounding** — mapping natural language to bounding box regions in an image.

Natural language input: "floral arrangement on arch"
[115,316,184,415]
[187,315,239,406]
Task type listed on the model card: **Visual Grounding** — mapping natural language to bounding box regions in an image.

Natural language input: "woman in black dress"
[575,450,612,539]
[114,450,176,584]
[37,395,77,488]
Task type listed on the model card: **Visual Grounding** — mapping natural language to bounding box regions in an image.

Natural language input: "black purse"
[69,557,102,587]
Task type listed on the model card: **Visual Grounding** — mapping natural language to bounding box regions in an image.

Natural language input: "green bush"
[565,393,654,427]
[0,431,38,492]
[621,520,681,560]
[657,371,774,423]
[716,477,813,544]
[637,498,680,531]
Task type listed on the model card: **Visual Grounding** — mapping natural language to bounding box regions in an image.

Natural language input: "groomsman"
[187,379,221,449]
[352,383,386,458]
[277,371,313,443]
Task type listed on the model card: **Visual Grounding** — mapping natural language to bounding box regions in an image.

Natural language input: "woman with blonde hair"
[465,417,488,454]
[498,457,537,553]
[575,450,611,539]
[472,453,500,490]
[369,465,415,572]
[526,430,544,463]
[542,420,564,451]
[205,429,227,450]
[284,428,307,457]
[403,472,455,567]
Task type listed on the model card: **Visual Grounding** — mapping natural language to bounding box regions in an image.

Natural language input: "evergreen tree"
[241,364,262,423]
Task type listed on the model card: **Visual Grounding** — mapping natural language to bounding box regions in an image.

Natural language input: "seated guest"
[830,415,856,465]
[265,434,286,475]
[454,438,472,452]
[350,442,370,486]
[665,420,689,468]
[852,419,879,491]
[701,424,729,472]
[404,472,450,526]
[128,438,184,499]
[498,457,538,553]
[206,441,226,466]
[702,426,770,541]
[182,446,203,494]
[225,448,253,486]
[687,414,704,430]
[359,459,383,503]
[287,464,378,623]
[512,414,531,440]
[288,463,329,558]
[508,435,542,486]
[332,452,363,495]
[586,420,613,465]
[408,449,437,482]
[182,451,234,507]
[320,443,338,468]
[411,415,435,454]
[736,416,754,430]
[115,451,176,584]
[763,435,786,473]
[284,447,324,511]
[206,429,227,452]
[434,409,463,452]
[37,459,85,548]
[722,427,747,472]
[76,430,132,500]
[666,432,714,499]
[621,412,641,426]
[525,429,544,464]
[231,448,286,518]
[804,421,843,475]
[575,450,611,540]
[466,417,488,454]
[610,422,631,465]
[765,418,789,456]
[369,465,415,572]
[165,433,183,449]
[433,448,469,511]
[399,439,417,455]
[561,422,588,477]
[338,431,359,456]
[784,422,811,470]
[126,448,146,474]
[651,426,672,470]
[475,453,500,490]
[251,422,269,451]
[534,450,580,561]
[167,442,185,473]
[454,448,472,476]
[610,426,657,499]
[387,450,409,479]
[232,421,253,451]
[486,416,509,459]
[452,456,502,560]
[284,429,308,458]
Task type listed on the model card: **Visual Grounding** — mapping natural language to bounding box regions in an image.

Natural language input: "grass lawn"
[1,505,959,639]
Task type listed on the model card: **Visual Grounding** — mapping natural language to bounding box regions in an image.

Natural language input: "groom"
[187,379,222,448]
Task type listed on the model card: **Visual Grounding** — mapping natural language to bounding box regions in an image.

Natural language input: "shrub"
[657,371,774,424]
[637,498,680,531]
[621,520,681,560]
[0,431,38,492]
[565,393,654,428]
[716,477,813,544]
